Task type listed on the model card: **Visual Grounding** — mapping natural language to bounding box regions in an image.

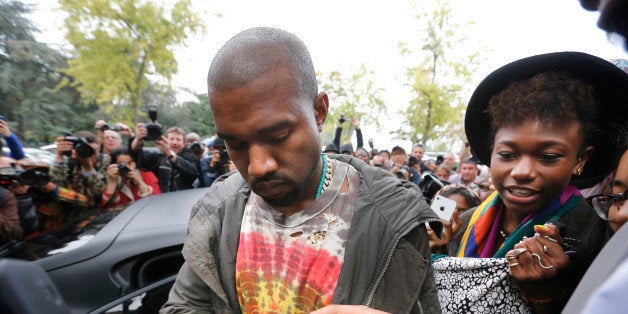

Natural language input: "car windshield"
[0,207,125,261]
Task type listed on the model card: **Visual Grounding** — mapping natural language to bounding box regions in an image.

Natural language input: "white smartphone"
[430,195,457,221]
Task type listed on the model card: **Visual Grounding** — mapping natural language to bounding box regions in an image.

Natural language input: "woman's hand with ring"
[507,223,570,282]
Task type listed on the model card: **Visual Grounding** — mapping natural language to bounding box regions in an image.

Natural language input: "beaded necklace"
[315,153,332,199]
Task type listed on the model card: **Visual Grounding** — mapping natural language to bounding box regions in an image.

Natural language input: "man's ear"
[314,91,329,132]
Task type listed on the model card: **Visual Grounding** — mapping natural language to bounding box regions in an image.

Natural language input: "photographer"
[0,118,25,160]
[102,148,160,211]
[199,137,232,187]
[50,131,106,209]
[332,115,364,155]
[17,158,95,233]
[94,120,134,154]
[131,124,199,192]
[388,146,420,185]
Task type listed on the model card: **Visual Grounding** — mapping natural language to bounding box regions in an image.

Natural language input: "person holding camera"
[101,148,160,211]
[388,145,420,185]
[199,137,233,188]
[50,131,106,209]
[332,115,364,156]
[94,120,134,154]
[0,118,25,160]
[131,125,199,192]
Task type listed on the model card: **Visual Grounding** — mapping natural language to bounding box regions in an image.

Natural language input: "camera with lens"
[100,123,123,132]
[117,162,131,176]
[63,136,95,158]
[144,109,163,141]
[0,166,50,188]
[408,156,419,167]
[219,149,230,164]
[395,167,408,179]
[18,169,50,187]
[187,142,202,155]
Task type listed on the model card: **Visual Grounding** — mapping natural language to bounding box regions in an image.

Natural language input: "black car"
[1,187,209,313]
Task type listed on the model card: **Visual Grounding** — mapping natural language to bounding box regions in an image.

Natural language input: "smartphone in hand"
[431,195,457,221]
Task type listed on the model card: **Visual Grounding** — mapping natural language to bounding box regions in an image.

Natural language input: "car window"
[1,209,123,261]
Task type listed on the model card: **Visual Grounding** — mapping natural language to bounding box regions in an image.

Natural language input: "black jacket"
[136,146,200,192]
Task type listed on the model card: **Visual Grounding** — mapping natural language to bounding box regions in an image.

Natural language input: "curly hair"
[487,71,600,150]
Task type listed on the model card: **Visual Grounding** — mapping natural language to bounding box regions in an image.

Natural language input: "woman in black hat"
[433,51,628,313]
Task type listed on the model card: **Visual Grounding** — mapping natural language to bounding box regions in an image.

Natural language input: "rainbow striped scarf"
[456,185,583,258]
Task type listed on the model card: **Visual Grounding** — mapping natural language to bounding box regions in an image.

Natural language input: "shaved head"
[207,27,317,102]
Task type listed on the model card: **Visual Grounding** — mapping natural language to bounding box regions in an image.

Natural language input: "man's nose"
[247,144,278,178]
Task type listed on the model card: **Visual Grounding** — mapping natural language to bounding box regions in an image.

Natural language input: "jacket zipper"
[363,217,441,307]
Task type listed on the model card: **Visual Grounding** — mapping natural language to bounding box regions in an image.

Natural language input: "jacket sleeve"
[355,128,363,149]
[136,148,162,173]
[4,134,25,160]
[50,159,71,187]
[333,127,342,149]
[172,155,200,178]
[161,261,215,313]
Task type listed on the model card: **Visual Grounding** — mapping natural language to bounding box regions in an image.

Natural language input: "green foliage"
[159,93,215,137]
[0,0,89,144]
[317,64,387,144]
[395,0,482,151]
[58,0,204,125]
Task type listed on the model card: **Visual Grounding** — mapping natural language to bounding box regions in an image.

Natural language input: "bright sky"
[30,0,628,151]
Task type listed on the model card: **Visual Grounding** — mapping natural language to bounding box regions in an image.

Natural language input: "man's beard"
[252,163,318,208]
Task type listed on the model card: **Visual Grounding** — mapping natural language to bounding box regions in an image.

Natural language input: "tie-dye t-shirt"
[236,159,360,313]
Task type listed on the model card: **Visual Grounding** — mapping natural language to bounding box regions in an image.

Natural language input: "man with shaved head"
[163,27,440,313]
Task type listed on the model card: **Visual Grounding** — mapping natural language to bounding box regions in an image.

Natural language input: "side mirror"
[0,259,71,314]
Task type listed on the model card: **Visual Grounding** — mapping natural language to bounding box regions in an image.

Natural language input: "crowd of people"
[1,1,627,312]
[0,116,242,243]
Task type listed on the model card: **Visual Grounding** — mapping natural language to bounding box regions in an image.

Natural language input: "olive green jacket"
[162,154,442,313]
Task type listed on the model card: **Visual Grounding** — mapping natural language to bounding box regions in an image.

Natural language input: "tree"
[395,0,481,151]
[58,0,204,125]
[160,93,215,137]
[317,64,387,145]
[0,0,88,144]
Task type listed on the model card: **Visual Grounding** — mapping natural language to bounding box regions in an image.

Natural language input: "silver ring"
[544,235,558,243]
[513,248,527,257]
[543,245,548,254]
[508,262,520,267]
[506,255,517,260]
[531,253,555,269]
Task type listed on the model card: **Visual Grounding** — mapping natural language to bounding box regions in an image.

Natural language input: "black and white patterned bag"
[433,257,530,313]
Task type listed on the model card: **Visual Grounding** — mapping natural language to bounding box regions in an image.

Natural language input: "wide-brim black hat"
[465,51,628,189]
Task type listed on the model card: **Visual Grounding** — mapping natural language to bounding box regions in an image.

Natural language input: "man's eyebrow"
[216,120,292,140]
[611,180,626,188]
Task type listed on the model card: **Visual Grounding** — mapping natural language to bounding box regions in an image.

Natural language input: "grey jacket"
[161,154,442,313]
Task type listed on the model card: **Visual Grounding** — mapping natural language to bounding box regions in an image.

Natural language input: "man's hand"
[351,117,360,129]
[116,123,134,138]
[0,119,12,137]
[131,123,147,151]
[106,163,119,181]
[55,136,74,160]
[209,149,221,168]
[155,135,178,163]
[134,123,147,141]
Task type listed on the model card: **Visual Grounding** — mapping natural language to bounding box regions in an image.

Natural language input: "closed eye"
[497,152,516,160]
[538,154,562,163]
